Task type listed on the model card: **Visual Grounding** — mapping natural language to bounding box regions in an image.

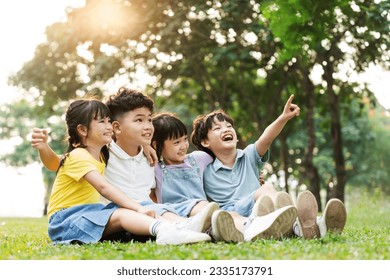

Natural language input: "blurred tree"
[262,0,389,204]
[0,99,66,214]
[2,0,389,213]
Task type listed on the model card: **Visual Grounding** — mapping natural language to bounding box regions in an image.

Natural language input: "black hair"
[152,112,187,160]
[58,98,111,171]
[190,109,234,158]
[105,87,154,121]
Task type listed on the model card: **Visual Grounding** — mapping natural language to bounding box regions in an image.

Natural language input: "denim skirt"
[48,203,119,244]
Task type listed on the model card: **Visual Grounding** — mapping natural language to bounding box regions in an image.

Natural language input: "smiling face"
[161,134,189,165]
[85,116,113,147]
[201,117,238,154]
[113,107,154,156]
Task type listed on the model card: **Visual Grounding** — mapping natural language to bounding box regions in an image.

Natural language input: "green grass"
[1,188,389,260]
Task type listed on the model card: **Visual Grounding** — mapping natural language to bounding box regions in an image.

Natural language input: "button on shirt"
[203,144,269,208]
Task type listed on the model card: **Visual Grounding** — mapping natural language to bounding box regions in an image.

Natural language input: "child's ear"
[112,121,121,134]
[151,140,157,149]
[76,124,87,137]
[201,139,209,148]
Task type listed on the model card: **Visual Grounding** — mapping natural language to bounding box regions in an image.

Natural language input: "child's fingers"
[290,104,300,116]
[285,94,294,107]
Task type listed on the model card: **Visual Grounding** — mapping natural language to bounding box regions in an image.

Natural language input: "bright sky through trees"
[0,1,388,217]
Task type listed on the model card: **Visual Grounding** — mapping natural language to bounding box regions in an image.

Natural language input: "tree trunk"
[279,134,290,194]
[323,65,347,202]
[299,66,322,209]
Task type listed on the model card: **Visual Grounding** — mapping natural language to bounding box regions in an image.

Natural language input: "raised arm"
[31,128,61,171]
[256,95,300,157]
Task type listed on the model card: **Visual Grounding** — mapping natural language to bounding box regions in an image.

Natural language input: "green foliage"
[1,189,389,260]
[2,0,390,205]
[0,99,67,214]
[346,107,390,191]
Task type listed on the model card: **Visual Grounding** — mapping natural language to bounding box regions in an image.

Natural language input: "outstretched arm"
[31,128,61,171]
[256,95,300,157]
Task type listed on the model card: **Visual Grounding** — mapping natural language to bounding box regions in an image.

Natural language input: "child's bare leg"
[102,208,155,237]
[160,211,186,222]
[189,200,210,216]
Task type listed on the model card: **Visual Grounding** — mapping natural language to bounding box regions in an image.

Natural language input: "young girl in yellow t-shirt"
[47,98,210,245]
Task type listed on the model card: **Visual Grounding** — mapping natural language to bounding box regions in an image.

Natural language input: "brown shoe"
[296,190,320,239]
[322,198,347,234]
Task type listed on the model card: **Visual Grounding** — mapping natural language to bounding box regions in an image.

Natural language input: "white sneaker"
[156,223,211,245]
[244,205,297,241]
[274,191,294,237]
[251,195,274,217]
[317,198,347,237]
[176,202,219,232]
[210,210,244,243]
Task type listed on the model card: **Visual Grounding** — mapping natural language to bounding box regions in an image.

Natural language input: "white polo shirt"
[104,141,155,202]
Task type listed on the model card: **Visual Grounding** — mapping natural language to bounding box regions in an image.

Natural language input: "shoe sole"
[199,202,220,232]
[274,192,295,237]
[212,210,244,243]
[297,190,320,239]
[274,191,294,209]
[253,195,274,217]
[323,198,347,233]
[249,206,298,240]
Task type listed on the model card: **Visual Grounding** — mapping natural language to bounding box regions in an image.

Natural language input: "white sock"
[317,216,327,237]
[293,221,301,236]
[149,220,163,236]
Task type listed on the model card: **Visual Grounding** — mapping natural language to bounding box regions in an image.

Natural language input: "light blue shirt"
[203,144,269,209]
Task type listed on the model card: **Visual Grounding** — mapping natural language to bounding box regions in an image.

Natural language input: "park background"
[0,0,389,218]
[0,2,389,273]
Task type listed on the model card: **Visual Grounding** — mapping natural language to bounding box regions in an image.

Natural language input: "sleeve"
[245,144,270,169]
[153,165,162,203]
[192,150,213,171]
[65,149,99,182]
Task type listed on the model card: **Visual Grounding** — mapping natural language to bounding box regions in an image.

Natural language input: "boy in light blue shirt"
[192,95,347,240]
[192,95,300,216]
[202,143,269,217]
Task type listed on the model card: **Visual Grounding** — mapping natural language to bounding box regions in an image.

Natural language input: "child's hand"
[259,175,265,186]
[143,145,158,166]
[31,128,49,150]
[282,95,300,121]
[137,206,156,218]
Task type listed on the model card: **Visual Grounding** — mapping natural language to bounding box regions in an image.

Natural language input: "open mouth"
[222,134,234,141]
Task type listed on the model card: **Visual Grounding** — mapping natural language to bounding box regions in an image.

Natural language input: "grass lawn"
[1,188,389,260]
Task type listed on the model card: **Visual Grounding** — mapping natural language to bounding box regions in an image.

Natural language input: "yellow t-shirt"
[47,148,105,218]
